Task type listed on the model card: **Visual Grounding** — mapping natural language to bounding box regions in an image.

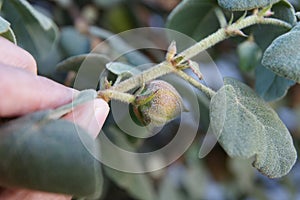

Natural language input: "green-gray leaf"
[1,0,58,59]
[262,24,300,83]
[255,64,295,101]
[0,111,102,198]
[0,16,16,43]
[217,0,280,11]
[48,89,97,119]
[210,78,297,178]
[56,53,110,73]
[89,26,150,66]
[166,0,219,44]
[253,0,296,50]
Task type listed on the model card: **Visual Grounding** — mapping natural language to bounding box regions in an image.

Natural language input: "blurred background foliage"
[1,0,300,199]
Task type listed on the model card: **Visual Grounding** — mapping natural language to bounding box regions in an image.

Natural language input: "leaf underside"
[210,78,297,178]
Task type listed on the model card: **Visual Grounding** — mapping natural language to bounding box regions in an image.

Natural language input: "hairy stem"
[173,70,216,99]
[177,15,291,61]
[98,90,136,103]
[98,15,292,101]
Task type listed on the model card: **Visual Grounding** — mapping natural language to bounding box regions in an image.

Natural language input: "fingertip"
[63,99,109,139]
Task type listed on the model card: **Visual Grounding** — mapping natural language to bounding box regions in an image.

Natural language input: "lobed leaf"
[262,24,300,83]
[210,78,297,178]
[217,0,280,11]
[0,111,102,198]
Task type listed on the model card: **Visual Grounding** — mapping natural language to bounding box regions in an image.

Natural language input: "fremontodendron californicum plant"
[0,0,299,198]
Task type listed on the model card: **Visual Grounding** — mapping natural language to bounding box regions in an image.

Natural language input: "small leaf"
[166,0,219,44]
[48,89,97,119]
[255,64,295,101]
[210,78,297,178]
[217,0,280,11]
[0,111,102,198]
[0,16,16,43]
[237,39,262,71]
[262,24,300,83]
[1,0,58,59]
[106,62,141,76]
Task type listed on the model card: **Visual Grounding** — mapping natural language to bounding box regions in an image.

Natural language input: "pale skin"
[0,37,110,200]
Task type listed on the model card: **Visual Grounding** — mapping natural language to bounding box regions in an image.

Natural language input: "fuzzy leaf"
[262,24,300,83]
[0,111,102,198]
[253,1,296,100]
[0,16,16,43]
[218,0,280,11]
[1,0,58,59]
[166,0,219,44]
[48,89,97,119]
[255,65,295,101]
[210,78,297,178]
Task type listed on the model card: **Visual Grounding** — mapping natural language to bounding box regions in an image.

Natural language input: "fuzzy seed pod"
[133,80,184,127]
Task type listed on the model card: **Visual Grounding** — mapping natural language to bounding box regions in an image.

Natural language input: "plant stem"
[173,70,216,99]
[98,90,136,103]
[98,15,292,101]
[177,15,291,61]
[110,61,175,92]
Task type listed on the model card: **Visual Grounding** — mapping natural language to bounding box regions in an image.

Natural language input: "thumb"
[63,99,110,138]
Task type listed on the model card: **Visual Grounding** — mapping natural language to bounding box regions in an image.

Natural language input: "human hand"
[0,37,109,200]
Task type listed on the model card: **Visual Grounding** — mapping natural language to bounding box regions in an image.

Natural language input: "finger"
[63,99,110,138]
[0,65,75,117]
[0,188,71,200]
[0,37,37,74]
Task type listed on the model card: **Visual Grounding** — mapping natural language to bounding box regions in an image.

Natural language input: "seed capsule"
[133,80,184,127]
